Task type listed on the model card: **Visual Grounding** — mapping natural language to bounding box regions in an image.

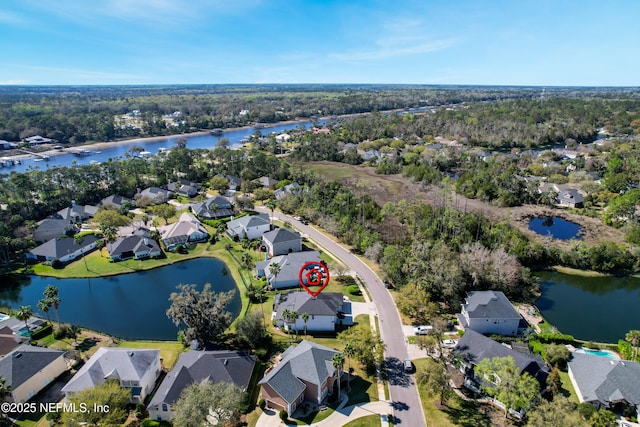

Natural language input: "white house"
[26,235,98,263]
[272,291,344,332]
[226,214,271,240]
[262,228,302,257]
[159,212,209,251]
[0,345,68,403]
[62,348,161,403]
[107,234,162,261]
[255,251,321,289]
[456,290,523,337]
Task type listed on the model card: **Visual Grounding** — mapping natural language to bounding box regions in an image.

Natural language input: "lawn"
[344,414,383,427]
[117,340,184,370]
[413,358,496,427]
[558,370,580,403]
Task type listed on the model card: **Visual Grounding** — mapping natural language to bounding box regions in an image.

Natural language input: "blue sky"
[1,0,638,86]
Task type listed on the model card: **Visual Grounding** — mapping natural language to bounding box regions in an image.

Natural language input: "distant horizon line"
[1,83,639,89]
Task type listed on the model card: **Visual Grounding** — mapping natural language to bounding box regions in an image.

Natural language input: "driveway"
[256,207,427,427]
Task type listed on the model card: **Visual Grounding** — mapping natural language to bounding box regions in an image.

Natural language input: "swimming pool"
[575,348,620,360]
[0,313,9,322]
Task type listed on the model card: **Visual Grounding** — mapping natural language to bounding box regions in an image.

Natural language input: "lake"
[0,258,241,340]
[528,216,582,240]
[536,270,640,343]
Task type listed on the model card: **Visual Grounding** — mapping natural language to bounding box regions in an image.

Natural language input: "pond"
[0,258,241,340]
[536,270,640,343]
[528,216,582,240]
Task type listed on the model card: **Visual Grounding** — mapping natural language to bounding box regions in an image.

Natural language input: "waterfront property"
[256,251,321,289]
[26,235,98,263]
[62,347,161,403]
[107,234,162,261]
[568,351,640,420]
[0,344,68,403]
[159,212,209,251]
[457,290,524,337]
[148,350,256,421]
[259,340,342,414]
[272,291,344,332]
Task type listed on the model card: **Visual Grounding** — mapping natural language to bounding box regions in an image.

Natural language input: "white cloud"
[4,64,147,84]
[330,37,459,62]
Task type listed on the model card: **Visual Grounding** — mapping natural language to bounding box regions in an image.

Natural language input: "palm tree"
[290,310,299,342]
[343,343,355,383]
[45,284,61,329]
[282,309,293,344]
[626,330,640,360]
[37,298,52,325]
[16,305,33,338]
[74,234,88,271]
[332,353,345,399]
[0,377,12,421]
[266,199,276,225]
[241,252,253,270]
[301,312,310,338]
[268,262,281,288]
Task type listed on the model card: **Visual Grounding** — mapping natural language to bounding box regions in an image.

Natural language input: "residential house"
[275,182,301,200]
[0,345,68,403]
[99,194,134,211]
[0,140,13,150]
[167,180,201,198]
[259,340,341,414]
[62,348,161,403]
[454,329,549,395]
[456,290,523,337]
[272,291,344,332]
[0,326,24,357]
[226,214,271,240]
[25,135,52,146]
[226,175,242,191]
[26,235,98,263]
[33,218,74,242]
[568,352,640,420]
[53,204,98,223]
[147,350,256,421]
[159,213,209,251]
[262,228,302,257]
[107,235,162,261]
[256,251,321,289]
[190,196,234,220]
[558,188,585,208]
[138,187,174,204]
[259,176,278,189]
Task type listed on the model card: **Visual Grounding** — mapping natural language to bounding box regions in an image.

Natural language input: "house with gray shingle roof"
[159,213,208,251]
[33,218,74,243]
[0,344,68,403]
[148,350,256,421]
[457,290,523,336]
[106,234,162,261]
[262,228,302,257]
[137,187,174,205]
[454,329,549,394]
[26,235,98,263]
[99,194,134,211]
[256,251,321,289]
[226,214,271,240]
[259,340,341,414]
[53,204,98,223]
[190,196,234,220]
[62,347,161,403]
[273,291,344,332]
[568,352,640,420]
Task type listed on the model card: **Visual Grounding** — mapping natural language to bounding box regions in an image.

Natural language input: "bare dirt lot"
[301,161,626,249]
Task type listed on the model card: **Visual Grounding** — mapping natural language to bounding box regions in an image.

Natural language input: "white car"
[441,339,457,348]
[413,325,433,335]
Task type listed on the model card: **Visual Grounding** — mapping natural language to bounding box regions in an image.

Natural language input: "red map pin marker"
[298,261,330,297]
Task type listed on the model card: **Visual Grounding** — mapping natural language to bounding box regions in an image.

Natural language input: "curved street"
[256,207,426,427]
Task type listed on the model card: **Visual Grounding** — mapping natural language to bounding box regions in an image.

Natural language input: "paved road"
[257,207,426,427]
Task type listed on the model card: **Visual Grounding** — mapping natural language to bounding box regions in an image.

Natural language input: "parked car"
[413,325,433,335]
[404,358,413,373]
[441,339,457,348]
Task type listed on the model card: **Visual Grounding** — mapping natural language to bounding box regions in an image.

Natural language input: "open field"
[299,161,627,249]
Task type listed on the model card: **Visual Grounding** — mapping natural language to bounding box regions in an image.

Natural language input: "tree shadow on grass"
[443,397,495,427]
[75,337,100,352]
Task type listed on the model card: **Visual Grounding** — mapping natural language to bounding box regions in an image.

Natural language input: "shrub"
[141,421,172,427]
[51,259,64,269]
[31,323,53,340]
[346,285,361,296]
[536,332,575,344]
[258,399,266,410]
[578,402,596,419]
[279,409,288,421]
[53,325,70,340]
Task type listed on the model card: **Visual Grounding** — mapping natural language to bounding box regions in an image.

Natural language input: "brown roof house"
[259,340,342,414]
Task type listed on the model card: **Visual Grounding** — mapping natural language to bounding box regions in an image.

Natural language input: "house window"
[299,395,304,403]
[162,404,168,412]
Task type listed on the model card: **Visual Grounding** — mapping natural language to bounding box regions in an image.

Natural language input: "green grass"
[344,415,382,427]
[117,340,184,370]
[413,358,495,427]
[558,370,580,403]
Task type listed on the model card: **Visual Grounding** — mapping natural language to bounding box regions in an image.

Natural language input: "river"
[4,120,325,174]
[0,258,241,340]
[536,270,640,343]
